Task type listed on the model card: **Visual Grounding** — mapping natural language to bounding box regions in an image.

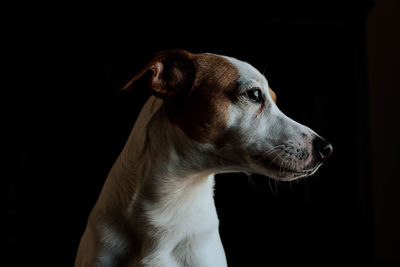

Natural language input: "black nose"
[313,137,333,161]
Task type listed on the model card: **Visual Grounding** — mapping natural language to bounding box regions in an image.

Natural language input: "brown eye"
[246,88,263,103]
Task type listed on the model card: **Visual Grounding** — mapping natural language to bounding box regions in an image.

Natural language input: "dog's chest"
[144,175,219,236]
[138,175,221,266]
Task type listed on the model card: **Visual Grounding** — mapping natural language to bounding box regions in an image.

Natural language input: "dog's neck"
[95,96,218,229]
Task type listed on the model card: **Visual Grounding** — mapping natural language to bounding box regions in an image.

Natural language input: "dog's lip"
[277,163,323,181]
[251,154,321,178]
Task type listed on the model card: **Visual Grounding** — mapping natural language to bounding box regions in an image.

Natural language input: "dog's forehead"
[220,55,268,89]
[196,53,266,88]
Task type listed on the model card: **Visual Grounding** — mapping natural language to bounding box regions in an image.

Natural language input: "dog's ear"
[269,87,277,103]
[121,50,196,99]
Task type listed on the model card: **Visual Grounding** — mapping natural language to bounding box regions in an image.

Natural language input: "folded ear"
[269,87,277,103]
[121,50,196,99]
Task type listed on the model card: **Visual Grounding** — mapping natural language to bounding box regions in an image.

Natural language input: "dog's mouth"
[250,153,322,181]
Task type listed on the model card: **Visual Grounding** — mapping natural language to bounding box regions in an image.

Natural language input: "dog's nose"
[313,137,333,161]
[320,142,333,160]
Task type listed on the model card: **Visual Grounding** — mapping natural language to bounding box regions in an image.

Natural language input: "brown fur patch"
[122,50,241,145]
[166,54,240,144]
[269,87,277,103]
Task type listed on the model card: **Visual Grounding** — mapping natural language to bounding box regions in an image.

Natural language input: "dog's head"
[123,50,332,181]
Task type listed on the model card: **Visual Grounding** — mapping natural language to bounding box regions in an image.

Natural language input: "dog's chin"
[250,156,323,181]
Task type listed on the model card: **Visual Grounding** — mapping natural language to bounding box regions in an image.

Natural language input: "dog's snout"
[313,137,333,161]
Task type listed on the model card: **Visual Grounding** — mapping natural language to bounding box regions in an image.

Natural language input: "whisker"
[281,156,293,187]
[268,176,275,195]
[290,164,323,180]
[298,163,323,173]
[278,155,286,178]
[285,155,291,174]
[258,145,285,160]
[274,179,279,195]
[266,150,285,170]
[247,174,262,193]
[262,61,268,76]
[268,176,279,197]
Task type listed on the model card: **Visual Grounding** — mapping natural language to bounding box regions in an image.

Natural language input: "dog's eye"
[246,88,263,103]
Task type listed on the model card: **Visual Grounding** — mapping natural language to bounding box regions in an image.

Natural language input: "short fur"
[75,50,332,266]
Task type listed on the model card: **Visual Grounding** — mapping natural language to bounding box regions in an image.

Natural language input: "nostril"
[319,142,333,160]
[313,137,333,162]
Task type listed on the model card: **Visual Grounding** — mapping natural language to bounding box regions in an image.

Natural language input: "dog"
[74,50,332,267]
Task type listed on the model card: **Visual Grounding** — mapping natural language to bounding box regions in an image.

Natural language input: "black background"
[12,0,400,266]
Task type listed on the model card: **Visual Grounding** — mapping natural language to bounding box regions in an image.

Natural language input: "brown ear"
[269,87,277,103]
[121,50,195,99]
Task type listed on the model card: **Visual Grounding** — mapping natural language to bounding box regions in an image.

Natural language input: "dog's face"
[124,50,332,181]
